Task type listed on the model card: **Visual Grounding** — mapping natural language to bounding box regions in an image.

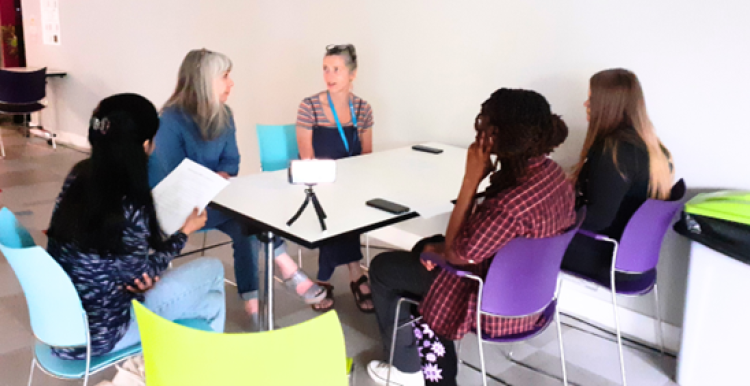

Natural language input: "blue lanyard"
[327,91,357,154]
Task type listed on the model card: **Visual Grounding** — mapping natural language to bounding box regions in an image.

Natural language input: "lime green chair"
[132,301,350,386]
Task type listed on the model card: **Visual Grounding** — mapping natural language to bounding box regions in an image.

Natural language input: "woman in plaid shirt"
[366,89,576,386]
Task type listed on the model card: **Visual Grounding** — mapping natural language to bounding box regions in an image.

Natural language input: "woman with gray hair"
[149,49,325,322]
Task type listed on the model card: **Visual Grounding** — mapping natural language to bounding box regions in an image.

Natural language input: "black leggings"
[369,234,460,385]
[414,319,459,385]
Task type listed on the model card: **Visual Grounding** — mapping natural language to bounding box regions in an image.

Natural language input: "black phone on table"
[412,145,443,154]
[366,199,410,214]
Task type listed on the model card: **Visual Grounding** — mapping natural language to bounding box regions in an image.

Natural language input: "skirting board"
[558,274,681,354]
[55,131,91,151]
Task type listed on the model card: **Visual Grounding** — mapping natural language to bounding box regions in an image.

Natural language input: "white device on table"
[286,160,336,231]
[288,159,336,185]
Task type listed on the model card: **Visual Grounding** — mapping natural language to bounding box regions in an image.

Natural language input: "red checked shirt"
[419,156,575,340]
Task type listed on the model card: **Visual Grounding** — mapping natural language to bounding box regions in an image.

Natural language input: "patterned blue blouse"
[48,168,187,360]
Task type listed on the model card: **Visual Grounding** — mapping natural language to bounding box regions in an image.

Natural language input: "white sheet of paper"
[152,159,230,235]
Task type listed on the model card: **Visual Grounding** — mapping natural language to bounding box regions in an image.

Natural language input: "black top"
[577,131,650,240]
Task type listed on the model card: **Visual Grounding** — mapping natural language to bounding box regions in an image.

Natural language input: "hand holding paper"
[152,159,230,235]
[180,208,208,235]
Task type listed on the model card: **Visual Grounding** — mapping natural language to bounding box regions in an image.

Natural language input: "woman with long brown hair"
[561,68,674,282]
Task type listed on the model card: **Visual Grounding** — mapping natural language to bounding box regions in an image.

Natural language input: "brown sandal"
[311,282,335,312]
[350,275,375,314]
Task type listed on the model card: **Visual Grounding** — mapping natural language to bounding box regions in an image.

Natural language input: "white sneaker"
[366,360,425,386]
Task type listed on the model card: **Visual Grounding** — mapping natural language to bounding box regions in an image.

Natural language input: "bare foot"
[312,297,334,310]
[311,282,334,311]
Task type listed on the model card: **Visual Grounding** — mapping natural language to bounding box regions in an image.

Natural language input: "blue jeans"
[204,207,286,301]
[111,258,226,351]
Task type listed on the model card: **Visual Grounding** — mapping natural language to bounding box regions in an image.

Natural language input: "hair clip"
[91,117,111,134]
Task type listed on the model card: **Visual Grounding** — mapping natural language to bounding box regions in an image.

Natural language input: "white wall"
[21,0,750,329]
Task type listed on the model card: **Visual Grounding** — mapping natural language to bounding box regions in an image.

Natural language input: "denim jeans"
[111,257,226,351]
[203,207,286,301]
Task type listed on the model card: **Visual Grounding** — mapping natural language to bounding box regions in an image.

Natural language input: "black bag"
[674,211,750,263]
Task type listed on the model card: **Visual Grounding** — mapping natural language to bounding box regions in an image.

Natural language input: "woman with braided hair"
[366,88,576,386]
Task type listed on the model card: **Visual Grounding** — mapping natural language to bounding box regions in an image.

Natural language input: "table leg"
[266,231,275,330]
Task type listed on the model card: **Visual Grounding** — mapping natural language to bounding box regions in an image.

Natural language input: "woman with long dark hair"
[365,89,576,386]
[149,49,325,321]
[561,68,674,283]
[47,93,226,359]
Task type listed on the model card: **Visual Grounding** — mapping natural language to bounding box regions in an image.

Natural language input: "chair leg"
[23,115,30,137]
[476,332,488,386]
[653,283,665,356]
[84,330,95,386]
[611,288,627,386]
[201,232,208,257]
[555,306,569,386]
[27,358,36,386]
[457,337,464,365]
[387,298,422,385]
[387,298,405,385]
[365,234,371,268]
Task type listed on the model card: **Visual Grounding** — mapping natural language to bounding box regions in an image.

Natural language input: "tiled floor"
[0,126,678,385]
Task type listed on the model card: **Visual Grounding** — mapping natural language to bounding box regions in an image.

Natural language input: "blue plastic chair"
[256,124,299,172]
[0,207,140,385]
[0,207,210,386]
[256,123,307,267]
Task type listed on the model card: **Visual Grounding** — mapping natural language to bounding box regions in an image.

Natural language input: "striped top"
[296,93,374,130]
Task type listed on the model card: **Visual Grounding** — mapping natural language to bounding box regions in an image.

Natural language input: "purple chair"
[0,67,56,151]
[566,179,685,386]
[388,209,584,386]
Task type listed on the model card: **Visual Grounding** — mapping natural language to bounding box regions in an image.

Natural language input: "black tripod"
[287,185,327,231]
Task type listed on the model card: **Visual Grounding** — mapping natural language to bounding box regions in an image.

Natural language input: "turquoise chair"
[256,124,299,172]
[0,207,139,386]
[0,207,209,386]
[256,123,306,267]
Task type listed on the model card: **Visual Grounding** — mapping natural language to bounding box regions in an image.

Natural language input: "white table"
[3,66,67,77]
[211,142,478,329]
